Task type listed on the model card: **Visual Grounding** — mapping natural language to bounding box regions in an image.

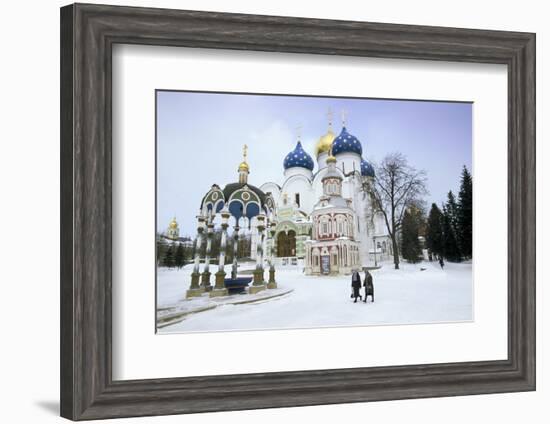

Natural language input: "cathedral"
[257,114,392,274]
[184,112,392,284]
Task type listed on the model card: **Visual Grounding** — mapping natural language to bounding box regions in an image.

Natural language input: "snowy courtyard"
[157,260,472,334]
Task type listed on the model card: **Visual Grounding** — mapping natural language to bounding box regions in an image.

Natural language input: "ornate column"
[267,219,277,289]
[201,214,214,291]
[250,214,267,294]
[231,222,240,280]
[186,215,206,298]
[211,209,230,297]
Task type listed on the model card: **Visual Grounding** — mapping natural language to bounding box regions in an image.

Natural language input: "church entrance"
[277,230,296,257]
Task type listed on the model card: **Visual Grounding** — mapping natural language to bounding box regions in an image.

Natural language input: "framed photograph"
[60,3,535,420]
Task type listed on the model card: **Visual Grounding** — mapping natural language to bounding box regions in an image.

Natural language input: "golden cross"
[243,144,248,162]
[296,124,302,141]
[327,107,333,126]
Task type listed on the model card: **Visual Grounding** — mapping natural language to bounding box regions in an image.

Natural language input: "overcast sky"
[157,91,472,237]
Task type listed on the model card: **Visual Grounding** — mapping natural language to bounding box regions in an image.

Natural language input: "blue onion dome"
[283,141,314,171]
[361,158,375,177]
[332,127,363,156]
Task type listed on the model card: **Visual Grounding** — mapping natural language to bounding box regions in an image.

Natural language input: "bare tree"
[367,153,428,269]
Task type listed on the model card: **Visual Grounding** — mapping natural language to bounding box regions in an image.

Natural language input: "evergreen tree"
[426,203,444,258]
[457,166,473,258]
[163,244,176,268]
[174,243,185,269]
[441,205,461,262]
[400,208,422,263]
[446,191,460,238]
[156,234,168,267]
[183,243,194,264]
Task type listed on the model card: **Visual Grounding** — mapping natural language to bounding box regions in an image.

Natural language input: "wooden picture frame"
[60,3,535,420]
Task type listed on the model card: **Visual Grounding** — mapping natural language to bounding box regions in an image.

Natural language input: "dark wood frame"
[60,3,536,421]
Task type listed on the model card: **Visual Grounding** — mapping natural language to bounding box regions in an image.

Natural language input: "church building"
[258,112,391,273]
[187,111,392,278]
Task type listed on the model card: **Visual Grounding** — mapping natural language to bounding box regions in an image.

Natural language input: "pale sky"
[157,91,472,237]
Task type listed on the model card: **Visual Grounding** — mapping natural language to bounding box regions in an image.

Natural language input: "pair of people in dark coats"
[351,270,375,303]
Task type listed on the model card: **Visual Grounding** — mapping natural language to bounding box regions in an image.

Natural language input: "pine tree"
[400,208,422,263]
[441,205,461,262]
[163,244,176,268]
[156,234,168,267]
[446,190,460,239]
[426,203,444,258]
[457,166,473,258]
[174,243,185,269]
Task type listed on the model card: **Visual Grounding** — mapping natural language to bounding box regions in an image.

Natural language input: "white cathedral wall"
[259,182,281,199]
[281,174,316,214]
[348,175,373,267]
[283,167,313,180]
[316,152,328,170]
[334,152,362,176]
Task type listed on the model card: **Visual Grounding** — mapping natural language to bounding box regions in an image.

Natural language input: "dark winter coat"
[364,271,374,295]
[351,272,362,289]
[351,272,362,298]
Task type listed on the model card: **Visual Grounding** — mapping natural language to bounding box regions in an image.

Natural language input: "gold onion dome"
[315,127,336,157]
[169,217,178,229]
[238,161,249,172]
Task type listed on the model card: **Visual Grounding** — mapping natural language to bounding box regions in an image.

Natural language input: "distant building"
[166,217,180,240]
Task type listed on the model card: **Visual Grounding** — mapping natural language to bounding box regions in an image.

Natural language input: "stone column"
[211,209,230,297]
[250,214,266,294]
[186,215,206,298]
[201,215,214,291]
[267,220,277,289]
[231,223,240,280]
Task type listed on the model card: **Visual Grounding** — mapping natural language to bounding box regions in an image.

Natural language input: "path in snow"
[157,261,472,333]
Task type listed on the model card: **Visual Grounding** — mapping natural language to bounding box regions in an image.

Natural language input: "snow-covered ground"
[157,260,472,333]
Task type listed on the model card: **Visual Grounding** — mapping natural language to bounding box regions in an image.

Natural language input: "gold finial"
[238,144,250,173]
[341,109,348,126]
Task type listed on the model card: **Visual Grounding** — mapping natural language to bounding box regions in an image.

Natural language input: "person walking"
[351,270,362,303]
[363,270,374,303]
[439,257,445,269]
